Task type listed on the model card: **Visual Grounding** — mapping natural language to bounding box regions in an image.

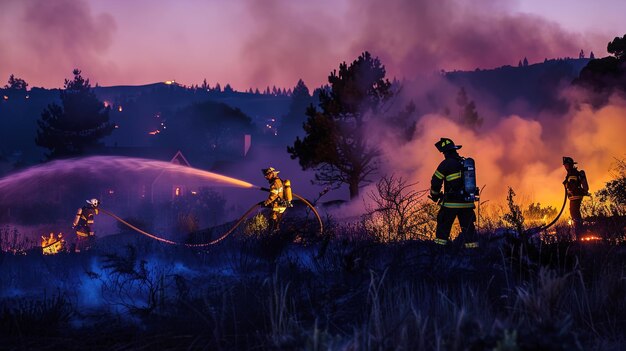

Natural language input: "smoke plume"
[0,0,116,87]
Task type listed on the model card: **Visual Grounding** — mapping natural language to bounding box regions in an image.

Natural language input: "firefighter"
[262,167,289,232]
[72,198,100,252]
[430,138,478,248]
[562,157,590,237]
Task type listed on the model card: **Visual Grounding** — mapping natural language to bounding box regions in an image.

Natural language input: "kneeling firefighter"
[429,138,480,248]
[72,198,100,252]
[262,167,293,232]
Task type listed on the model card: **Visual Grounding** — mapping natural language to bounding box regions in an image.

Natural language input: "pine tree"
[288,52,395,199]
[35,69,115,160]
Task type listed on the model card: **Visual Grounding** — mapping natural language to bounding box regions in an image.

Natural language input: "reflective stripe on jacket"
[430,153,475,209]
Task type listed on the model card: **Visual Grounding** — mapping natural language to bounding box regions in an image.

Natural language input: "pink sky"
[0,0,624,90]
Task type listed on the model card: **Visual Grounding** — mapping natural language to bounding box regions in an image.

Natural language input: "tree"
[607,34,626,60]
[288,52,393,199]
[279,79,312,141]
[455,87,483,130]
[4,74,28,90]
[579,49,585,59]
[35,69,115,160]
[590,51,595,59]
[155,101,254,161]
[523,57,529,66]
[573,34,626,104]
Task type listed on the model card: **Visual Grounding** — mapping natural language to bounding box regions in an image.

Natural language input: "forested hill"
[445,58,591,115]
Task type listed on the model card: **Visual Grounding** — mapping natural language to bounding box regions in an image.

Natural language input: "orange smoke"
[382,95,626,211]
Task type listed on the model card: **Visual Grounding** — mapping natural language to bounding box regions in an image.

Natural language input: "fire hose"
[99,190,323,247]
[523,184,568,235]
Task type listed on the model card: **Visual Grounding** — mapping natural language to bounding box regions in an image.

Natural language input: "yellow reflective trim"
[568,196,582,200]
[434,238,448,245]
[442,202,475,208]
[445,171,462,181]
[567,176,578,181]
[464,242,479,248]
[434,170,444,179]
[430,189,440,195]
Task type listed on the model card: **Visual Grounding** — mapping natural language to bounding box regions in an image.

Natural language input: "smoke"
[347,0,594,77]
[240,0,601,88]
[239,0,347,89]
[374,91,626,214]
[0,0,117,88]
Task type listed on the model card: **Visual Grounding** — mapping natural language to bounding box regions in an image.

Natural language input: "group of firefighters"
[429,137,590,249]
[67,137,591,252]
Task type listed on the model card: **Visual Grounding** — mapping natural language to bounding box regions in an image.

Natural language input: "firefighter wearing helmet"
[262,167,290,232]
[562,157,590,237]
[72,198,100,252]
[430,138,479,248]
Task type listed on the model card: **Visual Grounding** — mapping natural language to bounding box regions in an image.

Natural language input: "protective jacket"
[264,177,287,214]
[73,205,98,236]
[430,153,475,209]
[563,168,589,201]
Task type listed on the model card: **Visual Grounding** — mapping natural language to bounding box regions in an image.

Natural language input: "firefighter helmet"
[86,198,99,207]
[262,167,280,176]
[435,138,462,152]
[563,156,577,165]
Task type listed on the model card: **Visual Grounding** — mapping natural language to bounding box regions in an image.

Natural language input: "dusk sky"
[1,0,624,90]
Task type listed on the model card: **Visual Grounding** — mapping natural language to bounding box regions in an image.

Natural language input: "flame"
[579,233,601,242]
[41,232,66,255]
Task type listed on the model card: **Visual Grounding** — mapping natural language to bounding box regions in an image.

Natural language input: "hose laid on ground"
[99,191,323,247]
[100,202,262,247]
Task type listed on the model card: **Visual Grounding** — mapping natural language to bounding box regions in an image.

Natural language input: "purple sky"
[1,0,624,90]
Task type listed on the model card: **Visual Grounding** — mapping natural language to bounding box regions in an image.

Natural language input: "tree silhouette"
[607,34,626,60]
[35,69,115,160]
[4,74,28,90]
[155,101,254,160]
[455,87,483,130]
[523,57,529,66]
[573,34,626,103]
[288,52,393,199]
[279,79,312,142]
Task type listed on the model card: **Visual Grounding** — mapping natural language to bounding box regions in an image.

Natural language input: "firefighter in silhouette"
[72,198,99,252]
[430,138,478,248]
[262,167,291,232]
[562,157,590,237]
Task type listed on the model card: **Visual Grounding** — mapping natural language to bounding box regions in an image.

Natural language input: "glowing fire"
[579,233,601,242]
[41,233,66,255]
